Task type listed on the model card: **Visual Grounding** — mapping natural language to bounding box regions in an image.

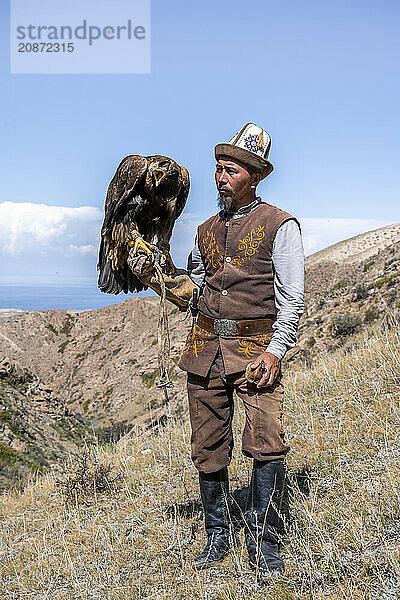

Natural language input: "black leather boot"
[245,459,286,578]
[192,467,238,569]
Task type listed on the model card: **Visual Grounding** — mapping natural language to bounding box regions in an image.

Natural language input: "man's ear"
[251,172,261,189]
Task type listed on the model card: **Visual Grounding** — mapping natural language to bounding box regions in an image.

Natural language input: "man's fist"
[248,351,281,388]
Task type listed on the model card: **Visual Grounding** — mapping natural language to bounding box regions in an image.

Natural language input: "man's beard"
[217,192,235,213]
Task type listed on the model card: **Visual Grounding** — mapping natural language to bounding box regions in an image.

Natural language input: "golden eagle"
[97,155,190,294]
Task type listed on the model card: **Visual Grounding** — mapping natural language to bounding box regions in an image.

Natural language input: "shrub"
[364,307,380,323]
[59,315,75,336]
[56,451,121,504]
[306,336,316,348]
[374,271,400,289]
[331,279,348,292]
[58,340,71,354]
[0,443,43,473]
[355,284,368,300]
[363,259,374,271]
[45,324,58,334]
[330,312,361,337]
[141,370,158,388]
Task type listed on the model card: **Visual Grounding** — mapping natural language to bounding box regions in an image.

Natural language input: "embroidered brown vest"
[178,202,298,376]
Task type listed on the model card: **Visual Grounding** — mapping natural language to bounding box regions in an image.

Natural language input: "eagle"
[97,155,190,294]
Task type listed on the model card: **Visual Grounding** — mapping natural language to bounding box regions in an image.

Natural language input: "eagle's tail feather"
[97,239,144,294]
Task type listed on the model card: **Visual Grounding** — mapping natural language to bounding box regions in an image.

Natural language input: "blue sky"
[0,0,399,307]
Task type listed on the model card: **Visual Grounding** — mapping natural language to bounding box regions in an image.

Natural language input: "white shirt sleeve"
[266,219,305,361]
[187,233,206,287]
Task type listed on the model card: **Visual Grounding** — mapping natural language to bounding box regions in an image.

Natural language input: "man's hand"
[127,248,200,311]
[249,351,281,388]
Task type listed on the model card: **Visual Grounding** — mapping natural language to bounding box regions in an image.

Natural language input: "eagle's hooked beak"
[149,162,166,187]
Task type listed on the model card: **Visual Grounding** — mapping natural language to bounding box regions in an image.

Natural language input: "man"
[128,123,304,578]
[177,123,305,577]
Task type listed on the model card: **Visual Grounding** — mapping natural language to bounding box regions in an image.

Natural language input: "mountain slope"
[0,318,399,599]
[295,227,400,363]
[0,299,189,436]
[308,221,400,267]
[0,357,87,490]
[0,222,399,446]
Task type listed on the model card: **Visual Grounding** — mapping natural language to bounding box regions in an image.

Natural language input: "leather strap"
[197,312,275,337]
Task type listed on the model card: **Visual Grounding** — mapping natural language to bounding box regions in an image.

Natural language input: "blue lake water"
[0,285,154,311]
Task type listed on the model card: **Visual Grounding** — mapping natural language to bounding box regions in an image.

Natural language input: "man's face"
[215,158,255,211]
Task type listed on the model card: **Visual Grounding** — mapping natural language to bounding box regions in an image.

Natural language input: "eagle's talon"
[156,248,176,274]
[164,251,176,275]
[128,235,156,258]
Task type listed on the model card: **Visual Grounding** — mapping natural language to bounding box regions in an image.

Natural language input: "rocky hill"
[304,222,400,299]
[308,222,400,268]
[0,222,399,488]
[296,222,400,363]
[0,300,189,488]
[0,299,190,437]
[0,357,87,490]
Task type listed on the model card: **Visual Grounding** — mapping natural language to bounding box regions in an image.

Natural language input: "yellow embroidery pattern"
[182,324,213,357]
[231,225,266,268]
[237,333,273,358]
[201,231,224,269]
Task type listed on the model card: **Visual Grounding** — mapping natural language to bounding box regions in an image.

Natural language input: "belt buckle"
[214,318,238,336]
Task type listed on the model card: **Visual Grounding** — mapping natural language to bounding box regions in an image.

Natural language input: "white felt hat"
[215,122,274,179]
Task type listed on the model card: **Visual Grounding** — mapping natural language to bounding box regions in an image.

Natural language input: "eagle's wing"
[101,155,148,235]
[97,155,148,295]
[176,165,190,219]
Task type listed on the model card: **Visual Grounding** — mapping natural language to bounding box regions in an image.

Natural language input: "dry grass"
[1,318,400,599]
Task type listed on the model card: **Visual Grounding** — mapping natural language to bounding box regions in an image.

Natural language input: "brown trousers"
[187,351,290,473]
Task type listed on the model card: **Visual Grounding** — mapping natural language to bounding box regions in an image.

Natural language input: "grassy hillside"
[1,316,399,599]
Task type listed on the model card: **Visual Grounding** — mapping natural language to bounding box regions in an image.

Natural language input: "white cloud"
[0,202,395,284]
[68,244,98,256]
[0,201,102,258]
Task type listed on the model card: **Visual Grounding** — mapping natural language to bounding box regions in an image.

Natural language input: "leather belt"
[197,312,275,337]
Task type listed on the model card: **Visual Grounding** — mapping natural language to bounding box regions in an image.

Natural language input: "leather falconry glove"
[127,245,199,311]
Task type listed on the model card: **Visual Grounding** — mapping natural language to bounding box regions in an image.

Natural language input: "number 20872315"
[18,42,74,52]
